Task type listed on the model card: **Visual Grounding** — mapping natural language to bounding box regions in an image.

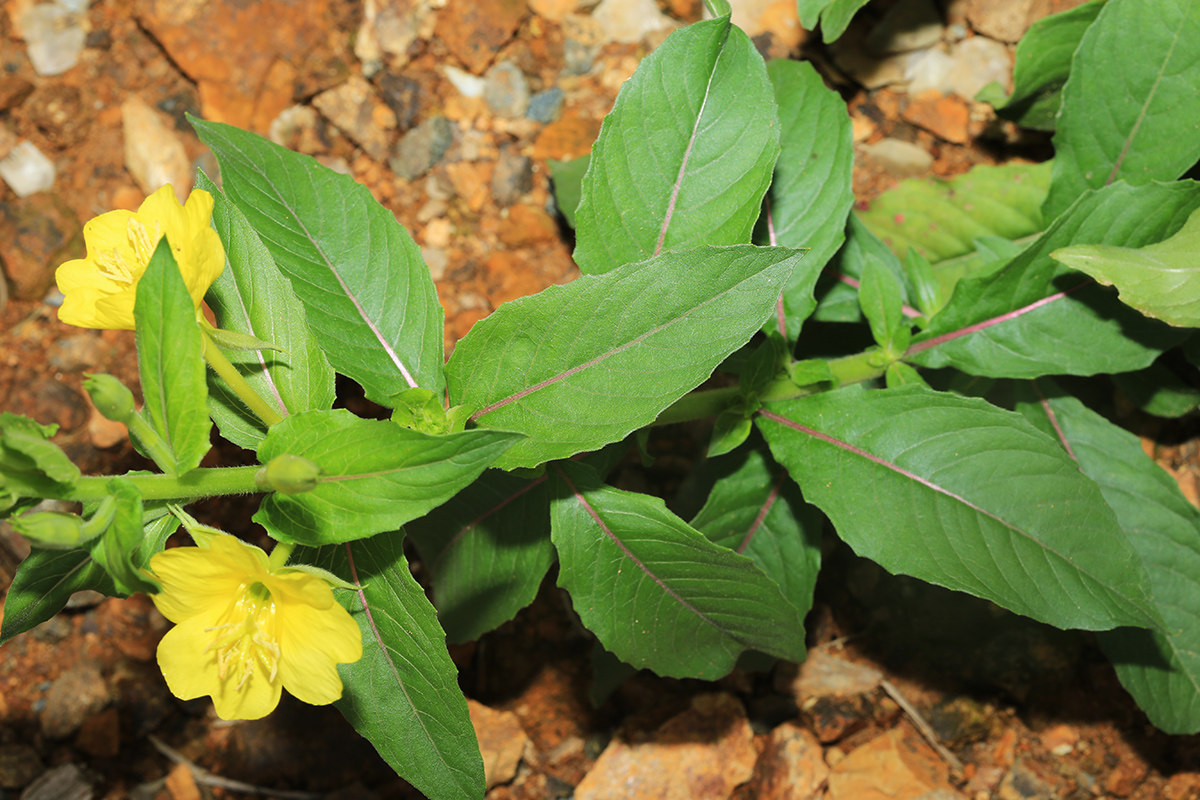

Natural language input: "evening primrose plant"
[3,0,1200,796]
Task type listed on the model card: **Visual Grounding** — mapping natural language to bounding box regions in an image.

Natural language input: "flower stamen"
[203,581,281,691]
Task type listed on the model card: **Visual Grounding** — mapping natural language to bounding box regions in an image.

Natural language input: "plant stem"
[69,466,263,502]
[201,328,285,427]
[125,412,181,474]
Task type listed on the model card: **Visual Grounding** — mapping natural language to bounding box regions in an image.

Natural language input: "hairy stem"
[201,327,285,427]
[68,466,263,502]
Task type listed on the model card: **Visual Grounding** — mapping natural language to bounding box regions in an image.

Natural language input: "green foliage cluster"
[4,0,1200,796]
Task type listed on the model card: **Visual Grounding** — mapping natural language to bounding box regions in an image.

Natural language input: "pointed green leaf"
[797,0,872,42]
[573,17,779,274]
[134,239,211,475]
[84,478,158,595]
[306,534,485,800]
[758,385,1161,632]
[815,214,909,323]
[255,410,522,546]
[990,0,1106,130]
[548,155,588,229]
[199,171,335,448]
[1113,359,1200,418]
[1015,382,1200,733]
[1043,0,1200,219]
[447,245,802,470]
[550,461,807,679]
[408,470,553,643]
[690,444,822,622]
[192,117,444,403]
[0,413,78,487]
[760,59,854,339]
[908,182,1200,378]
[0,549,112,645]
[1051,206,1200,327]
[859,254,908,353]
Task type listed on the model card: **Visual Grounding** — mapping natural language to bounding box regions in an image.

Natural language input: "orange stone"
[435,0,527,74]
[532,114,601,162]
[445,160,496,212]
[499,204,560,247]
[827,726,955,800]
[901,91,971,144]
[75,707,120,759]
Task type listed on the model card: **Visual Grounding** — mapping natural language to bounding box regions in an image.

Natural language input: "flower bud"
[256,454,322,495]
[11,511,85,549]
[83,373,136,423]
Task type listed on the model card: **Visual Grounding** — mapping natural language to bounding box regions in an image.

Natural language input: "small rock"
[1103,751,1148,798]
[532,114,602,161]
[901,90,970,143]
[41,666,110,739]
[591,0,678,44]
[866,0,944,55]
[27,379,89,432]
[966,0,1034,42]
[574,693,756,800]
[164,762,201,800]
[422,246,447,280]
[832,45,909,90]
[376,72,421,133]
[904,46,956,95]
[527,87,564,124]
[26,85,89,149]
[562,13,605,75]
[947,36,1011,99]
[88,406,127,449]
[444,65,488,99]
[390,116,454,181]
[31,615,72,642]
[19,763,92,800]
[47,333,104,371]
[312,76,397,161]
[435,0,526,74]
[0,141,55,198]
[499,204,559,247]
[468,700,528,790]
[0,193,81,301]
[925,696,993,749]
[74,707,120,759]
[859,138,933,177]
[0,744,44,789]
[744,722,828,800]
[268,105,331,155]
[529,0,579,22]
[779,649,883,701]
[356,0,437,72]
[20,2,87,76]
[1164,772,1200,800]
[122,96,191,203]
[0,76,35,112]
[1038,723,1077,756]
[996,759,1055,800]
[827,727,958,800]
[484,61,530,119]
[492,147,534,206]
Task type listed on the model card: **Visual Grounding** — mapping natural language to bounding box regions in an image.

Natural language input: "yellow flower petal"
[277,594,362,707]
[156,618,282,721]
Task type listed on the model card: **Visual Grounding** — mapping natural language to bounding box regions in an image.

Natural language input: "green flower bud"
[256,454,322,495]
[83,373,136,423]
[12,511,85,549]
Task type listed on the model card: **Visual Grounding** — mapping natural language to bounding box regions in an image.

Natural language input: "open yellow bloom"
[149,535,363,721]
[56,184,225,330]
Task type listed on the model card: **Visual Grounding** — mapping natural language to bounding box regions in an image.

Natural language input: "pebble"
[779,649,883,701]
[528,0,579,22]
[355,0,436,73]
[376,72,421,133]
[996,758,1055,800]
[484,61,531,119]
[434,0,526,74]
[267,104,328,154]
[88,405,127,449]
[41,666,110,739]
[574,694,756,800]
[526,87,564,124]
[904,46,957,95]
[562,14,605,75]
[164,762,201,800]
[591,0,679,44]
[0,744,44,790]
[0,76,35,111]
[390,116,454,181]
[47,333,105,372]
[901,90,970,143]
[31,615,72,642]
[468,700,529,790]
[122,96,191,203]
[18,763,93,800]
[312,76,397,161]
[859,138,933,177]
[827,728,959,800]
[0,141,54,198]
[743,723,828,800]
[0,193,80,301]
[20,1,87,77]
[947,36,1011,99]
[25,86,88,148]
[865,0,944,55]
[1038,723,1077,756]
[421,246,448,280]
[832,45,908,90]
[492,147,534,206]
[966,0,1035,43]
[444,65,488,99]
[74,707,120,759]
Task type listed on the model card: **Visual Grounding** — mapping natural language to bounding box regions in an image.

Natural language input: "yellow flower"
[56,184,225,330]
[148,535,362,721]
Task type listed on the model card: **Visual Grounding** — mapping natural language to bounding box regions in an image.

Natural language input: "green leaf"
[550,461,807,679]
[192,117,444,404]
[255,410,522,546]
[903,248,942,320]
[760,59,854,340]
[797,0,872,42]
[689,444,822,622]
[0,413,78,487]
[908,181,1200,378]
[306,534,485,800]
[134,239,211,475]
[84,478,159,595]
[1051,206,1200,327]
[446,246,802,470]
[1043,0,1200,219]
[815,214,909,323]
[407,470,553,643]
[885,361,928,388]
[707,413,752,458]
[573,16,779,274]
[0,549,113,645]
[1015,382,1200,733]
[1113,359,1200,418]
[991,0,1106,130]
[548,155,588,229]
[757,385,1162,632]
[859,254,909,354]
[199,171,335,449]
